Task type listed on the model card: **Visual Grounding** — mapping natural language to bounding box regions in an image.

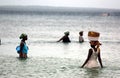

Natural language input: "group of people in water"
[16,31,103,68]
[57,31,84,43]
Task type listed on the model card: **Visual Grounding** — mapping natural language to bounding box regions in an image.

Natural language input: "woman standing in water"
[17,33,29,58]
[81,31,103,68]
[57,31,71,43]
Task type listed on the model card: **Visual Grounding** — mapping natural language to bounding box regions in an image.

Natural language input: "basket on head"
[88,31,100,41]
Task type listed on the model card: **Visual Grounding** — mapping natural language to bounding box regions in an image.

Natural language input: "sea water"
[0,6,120,78]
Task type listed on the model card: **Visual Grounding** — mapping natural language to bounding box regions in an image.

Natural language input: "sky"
[0,0,120,9]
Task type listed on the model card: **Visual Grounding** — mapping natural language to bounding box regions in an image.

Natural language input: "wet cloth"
[16,43,28,54]
[84,48,99,68]
[79,36,84,43]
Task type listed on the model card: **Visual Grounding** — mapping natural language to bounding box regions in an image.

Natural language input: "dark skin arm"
[19,41,24,58]
[97,48,103,68]
[20,41,24,52]
[57,36,64,42]
[81,49,92,68]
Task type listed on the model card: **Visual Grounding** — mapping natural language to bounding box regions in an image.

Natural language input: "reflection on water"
[0,41,120,78]
[84,68,101,78]
[0,54,120,78]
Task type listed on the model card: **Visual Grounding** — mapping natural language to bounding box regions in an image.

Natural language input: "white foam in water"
[0,6,120,78]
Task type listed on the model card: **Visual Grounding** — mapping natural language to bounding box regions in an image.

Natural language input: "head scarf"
[64,31,69,35]
[79,31,83,35]
[19,33,27,39]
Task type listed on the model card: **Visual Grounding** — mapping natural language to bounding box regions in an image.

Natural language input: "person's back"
[57,31,71,43]
[63,35,71,42]
[84,48,99,68]
[81,31,103,68]
[79,36,84,43]
[79,31,84,43]
[90,48,98,60]
[18,33,28,58]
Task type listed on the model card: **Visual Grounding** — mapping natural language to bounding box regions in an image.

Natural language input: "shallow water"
[0,56,119,78]
[0,7,120,78]
[0,41,120,78]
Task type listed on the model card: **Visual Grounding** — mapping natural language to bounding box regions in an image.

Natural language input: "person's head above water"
[88,31,101,48]
[79,31,83,36]
[19,33,28,40]
[64,31,70,36]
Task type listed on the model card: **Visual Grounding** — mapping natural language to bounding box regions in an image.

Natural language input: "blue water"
[0,6,120,78]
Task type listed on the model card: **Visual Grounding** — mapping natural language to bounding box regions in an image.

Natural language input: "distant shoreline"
[0,5,120,12]
[0,6,120,16]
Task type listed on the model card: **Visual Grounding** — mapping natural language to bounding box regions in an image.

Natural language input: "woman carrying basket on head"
[81,31,103,68]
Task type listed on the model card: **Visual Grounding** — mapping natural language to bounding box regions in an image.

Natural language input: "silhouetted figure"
[57,31,71,43]
[79,31,84,43]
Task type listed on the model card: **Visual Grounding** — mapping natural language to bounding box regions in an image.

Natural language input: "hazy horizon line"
[0,5,120,10]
